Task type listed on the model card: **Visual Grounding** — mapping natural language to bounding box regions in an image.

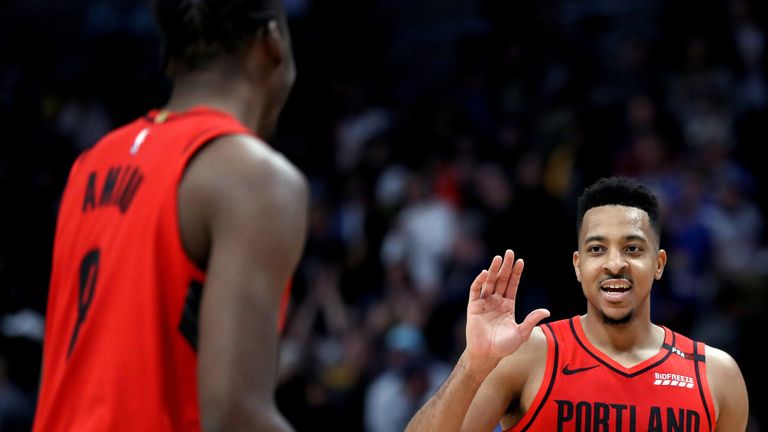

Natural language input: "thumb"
[518,308,551,342]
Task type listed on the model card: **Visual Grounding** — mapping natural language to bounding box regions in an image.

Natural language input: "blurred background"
[1,0,767,430]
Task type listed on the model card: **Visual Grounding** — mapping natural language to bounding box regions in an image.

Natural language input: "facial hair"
[601,310,633,326]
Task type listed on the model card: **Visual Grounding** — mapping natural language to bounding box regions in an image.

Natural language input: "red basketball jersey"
[34,106,291,432]
[508,316,716,432]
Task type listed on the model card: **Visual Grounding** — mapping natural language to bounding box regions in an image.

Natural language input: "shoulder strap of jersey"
[692,340,716,432]
[508,323,560,431]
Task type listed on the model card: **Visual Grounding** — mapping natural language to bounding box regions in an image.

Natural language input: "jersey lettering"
[555,400,700,432]
[67,249,100,358]
[82,166,145,214]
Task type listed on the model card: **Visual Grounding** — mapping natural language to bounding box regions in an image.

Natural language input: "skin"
[173,19,307,432]
[405,250,550,432]
[406,205,749,432]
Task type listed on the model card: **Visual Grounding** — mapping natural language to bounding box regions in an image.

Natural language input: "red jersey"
[509,316,716,432]
[34,106,291,431]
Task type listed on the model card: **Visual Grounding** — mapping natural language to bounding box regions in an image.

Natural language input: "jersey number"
[67,249,100,359]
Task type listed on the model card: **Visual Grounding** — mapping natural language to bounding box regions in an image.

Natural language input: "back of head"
[576,176,661,243]
[153,0,285,76]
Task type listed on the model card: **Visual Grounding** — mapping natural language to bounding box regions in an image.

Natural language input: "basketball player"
[406,177,748,431]
[33,1,306,430]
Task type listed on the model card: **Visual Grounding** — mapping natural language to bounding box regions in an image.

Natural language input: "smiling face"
[573,205,667,326]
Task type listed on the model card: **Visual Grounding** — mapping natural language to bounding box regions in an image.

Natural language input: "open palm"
[466,250,550,360]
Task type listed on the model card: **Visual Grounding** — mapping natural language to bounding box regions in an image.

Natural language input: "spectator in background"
[381,172,459,298]
[365,323,450,432]
[703,170,767,281]
[0,355,34,432]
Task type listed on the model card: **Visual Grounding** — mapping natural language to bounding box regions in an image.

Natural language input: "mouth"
[600,279,631,300]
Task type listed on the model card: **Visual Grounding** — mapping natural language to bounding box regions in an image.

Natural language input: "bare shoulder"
[705,345,749,431]
[184,133,308,225]
[195,134,307,196]
[493,326,549,393]
[464,326,550,432]
[705,344,745,394]
[705,345,740,372]
[504,326,548,365]
[179,133,308,266]
[495,326,550,428]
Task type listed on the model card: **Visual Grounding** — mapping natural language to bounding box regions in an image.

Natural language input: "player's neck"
[164,69,266,132]
[580,311,662,354]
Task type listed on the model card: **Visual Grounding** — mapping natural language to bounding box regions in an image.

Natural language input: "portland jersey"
[34,106,291,432]
[509,317,716,432]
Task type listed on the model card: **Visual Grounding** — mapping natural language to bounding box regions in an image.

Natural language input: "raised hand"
[465,250,550,361]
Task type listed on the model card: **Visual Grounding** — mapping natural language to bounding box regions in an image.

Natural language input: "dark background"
[1,0,766,430]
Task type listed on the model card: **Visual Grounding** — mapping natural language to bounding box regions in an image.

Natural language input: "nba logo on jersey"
[653,372,695,389]
[671,346,693,359]
[130,128,150,155]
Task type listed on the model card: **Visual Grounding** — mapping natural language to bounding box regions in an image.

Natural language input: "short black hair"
[576,176,661,243]
[153,0,283,75]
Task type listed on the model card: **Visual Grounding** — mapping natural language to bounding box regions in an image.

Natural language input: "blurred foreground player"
[33,0,307,430]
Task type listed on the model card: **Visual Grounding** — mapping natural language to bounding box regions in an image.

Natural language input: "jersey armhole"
[172,128,253,276]
[505,323,558,432]
[171,128,253,352]
[694,341,717,432]
[172,127,295,337]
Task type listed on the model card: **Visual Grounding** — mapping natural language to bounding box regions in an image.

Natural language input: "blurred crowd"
[1,0,767,431]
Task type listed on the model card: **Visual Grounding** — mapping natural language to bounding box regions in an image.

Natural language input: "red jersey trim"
[162,115,253,350]
[504,318,717,432]
[693,341,716,431]
[569,316,675,377]
[143,106,235,125]
[168,126,253,276]
[506,323,559,432]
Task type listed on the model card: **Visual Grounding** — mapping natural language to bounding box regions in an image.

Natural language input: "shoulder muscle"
[706,345,749,431]
[464,326,549,432]
[180,133,308,271]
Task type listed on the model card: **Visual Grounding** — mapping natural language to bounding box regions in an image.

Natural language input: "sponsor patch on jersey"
[653,372,694,389]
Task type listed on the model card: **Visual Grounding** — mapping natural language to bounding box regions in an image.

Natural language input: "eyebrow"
[584,234,648,244]
[584,235,605,244]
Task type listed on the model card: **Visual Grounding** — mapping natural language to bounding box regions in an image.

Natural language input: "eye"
[587,245,605,254]
[625,244,643,255]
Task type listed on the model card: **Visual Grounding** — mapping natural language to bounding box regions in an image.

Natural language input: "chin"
[600,310,633,326]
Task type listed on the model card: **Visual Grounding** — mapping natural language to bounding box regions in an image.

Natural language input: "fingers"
[480,251,523,300]
[495,249,515,297]
[469,270,488,302]
[480,255,503,299]
[518,308,551,341]
[503,258,524,299]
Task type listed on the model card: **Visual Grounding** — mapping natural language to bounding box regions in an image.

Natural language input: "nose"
[603,249,628,275]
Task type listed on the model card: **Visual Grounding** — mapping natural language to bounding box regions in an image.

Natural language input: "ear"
[654,249,667,280]
[262,20,288,67]
[573,251,581,282]
[243,20,289,83]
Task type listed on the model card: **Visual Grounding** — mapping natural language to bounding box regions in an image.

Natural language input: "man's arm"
[405,250,549,432]
[407,352,499,432]
[706,346,749,431]
[462,328,548,432]
[180,134,308,432]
